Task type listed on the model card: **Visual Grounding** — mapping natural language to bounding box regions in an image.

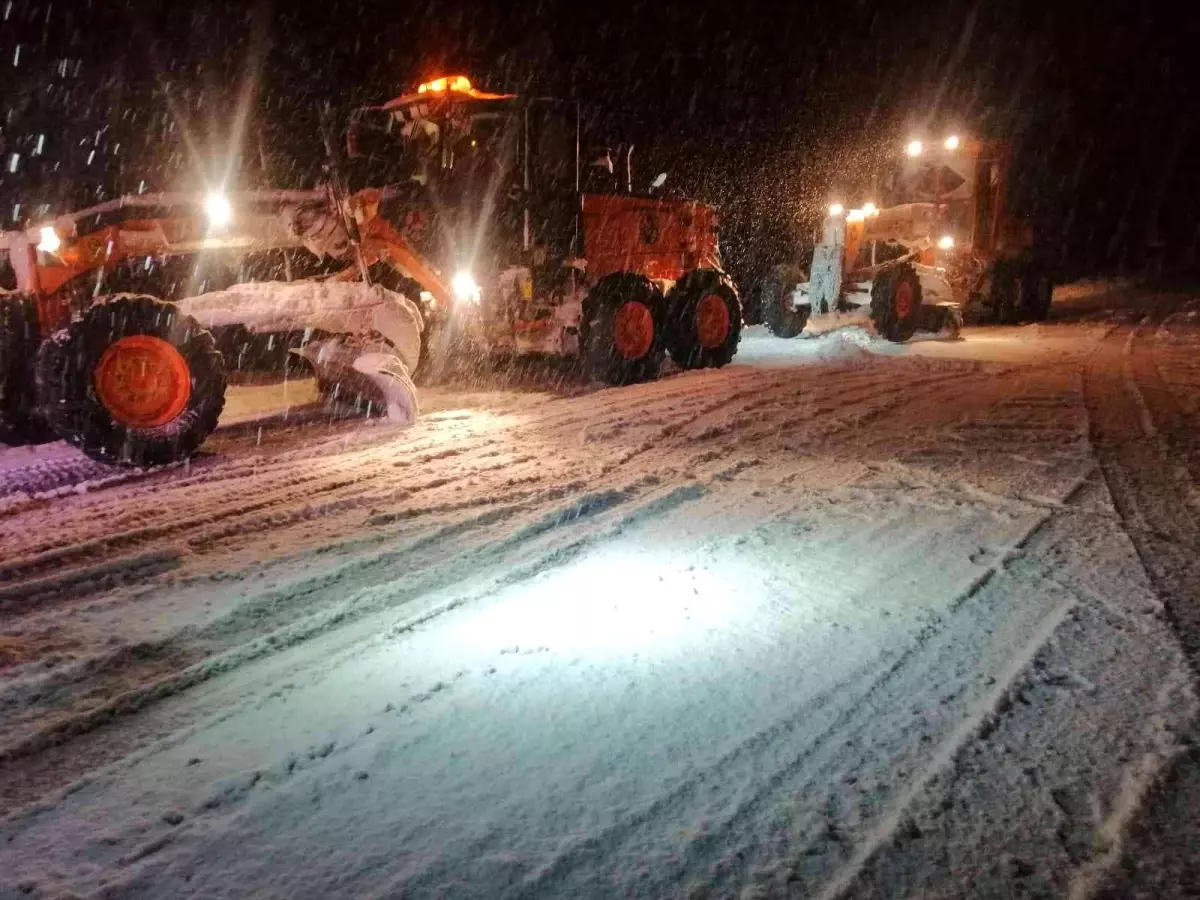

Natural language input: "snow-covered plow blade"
[293,339,419,424]
[177,281,423,425]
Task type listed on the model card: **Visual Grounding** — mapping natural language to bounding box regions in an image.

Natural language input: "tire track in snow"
[0,362,890,563]
[1070,307,1200,900]
[1126,308,1200,494]
[816,312,1200,900]
[0,354,995,812]
[811,594,1079,900]
[0,434,537,590]
[3,323,1161,893]
[780,328,1198,900]
[484,374,1077,897]
[667,509,1066,897]
[0,401,529,557]
[614,363,1121,898]
[0,474,716,809]
[0,362,936,647]
[1083,314,1200,663]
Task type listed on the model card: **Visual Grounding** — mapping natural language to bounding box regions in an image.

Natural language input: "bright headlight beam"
[906,140,923,157]
[451,271,481,305]
[862,202,878,217]
[205,192,233,229]
[944,134,960,151]
[36,225,61,253]
[828,203,844,217]
[937,235,955,250]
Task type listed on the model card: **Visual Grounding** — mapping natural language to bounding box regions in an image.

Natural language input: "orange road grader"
[760,134,1054,341]
[0,75,742,466]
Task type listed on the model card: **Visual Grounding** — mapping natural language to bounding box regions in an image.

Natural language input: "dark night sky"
[1,0,1195,285]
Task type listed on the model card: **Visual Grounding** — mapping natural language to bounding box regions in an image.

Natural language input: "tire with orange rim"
[869,263,923,343]
[35,295,226,466]
[665,269,742,369]
[760,264,810,339]
[583,274,665,385]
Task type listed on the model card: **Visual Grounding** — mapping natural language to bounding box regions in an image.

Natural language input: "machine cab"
[346,76,580,278]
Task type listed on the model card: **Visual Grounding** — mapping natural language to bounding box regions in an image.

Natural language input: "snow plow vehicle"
[761,135,1054,341]
[344,75,742,381]
[0,189,429,466]
[0,75,741,467]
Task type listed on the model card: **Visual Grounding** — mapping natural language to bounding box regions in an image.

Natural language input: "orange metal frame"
[580,194,721,284]
[23,193,453,338]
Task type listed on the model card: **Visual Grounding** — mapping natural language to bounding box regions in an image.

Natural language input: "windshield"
[348,99,519,198]
[878,147,980,247]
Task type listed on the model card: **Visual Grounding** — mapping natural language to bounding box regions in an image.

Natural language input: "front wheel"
[1020,263,1053,322]
[761,264,810,339]
[665,270,742,369]
[583,275,666,385]
[870,264,923,343]
[35,295,226,466]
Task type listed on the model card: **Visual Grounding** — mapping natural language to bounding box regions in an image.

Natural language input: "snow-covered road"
[2,285,1199,898]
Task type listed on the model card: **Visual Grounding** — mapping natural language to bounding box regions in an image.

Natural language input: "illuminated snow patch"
[446,547,750,658]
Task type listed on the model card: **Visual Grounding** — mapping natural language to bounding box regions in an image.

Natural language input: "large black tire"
[987,260,1021,324]
[664,269,742,369]
[870,263,923,343]
[583,274,666,385]
[761,264,810,338]
[35,295,226,466]
[1020,261,1053,322]
[0,292,54,445]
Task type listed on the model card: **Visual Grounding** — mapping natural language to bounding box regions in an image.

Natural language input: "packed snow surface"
[1,283,1199,899]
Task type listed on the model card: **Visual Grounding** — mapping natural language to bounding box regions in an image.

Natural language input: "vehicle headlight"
[36,226,61,253]
[205,192,233,229]
[451,271,481,305]
[937,235,954,250]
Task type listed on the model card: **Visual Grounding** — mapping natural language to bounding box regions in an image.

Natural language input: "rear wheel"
[583,275,665,385]
[1020,263,1053,322]
[987,260,1024,324]
[870,263,923,342]
[761,264,810,339]
[35,295,226,466]
[665,270,742,369]
[0,292,53,445]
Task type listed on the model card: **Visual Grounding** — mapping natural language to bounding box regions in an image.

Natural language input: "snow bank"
[735,324,877,368]
[1053,276,1136,302]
